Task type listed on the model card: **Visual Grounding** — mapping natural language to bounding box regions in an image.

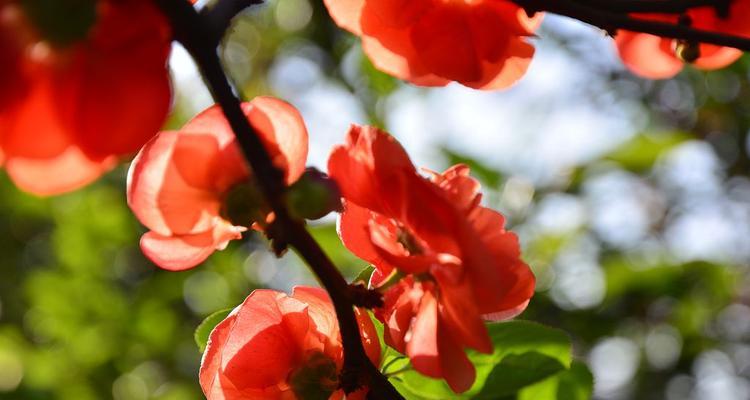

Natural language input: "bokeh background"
[1,1,750,399]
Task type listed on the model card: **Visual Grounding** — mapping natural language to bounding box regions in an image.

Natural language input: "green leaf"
[604,132,691,172]
[194,308,233,353]
[518,361,593,400]
[308,224,360,275]
[388,321,572,399]
[475,352,566,398]
[361,54,399,96]
[352,266,375,285]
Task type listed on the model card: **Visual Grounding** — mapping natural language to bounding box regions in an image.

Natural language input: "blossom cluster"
[124,96,535,395]
[1,0,749,398]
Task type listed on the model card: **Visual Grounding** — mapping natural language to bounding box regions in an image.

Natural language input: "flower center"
[397,226,423,255]
[288,351,339,400]
[220,181,267,228]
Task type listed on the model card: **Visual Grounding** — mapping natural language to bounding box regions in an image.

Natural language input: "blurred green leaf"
[441,148,504,188]
[308,224,362,277]
[604,132,692,172]
[194,308,233,353]
[518,361,593,400]
[475,352,566,398]
[361,54,399,96]
[388,321,573,398]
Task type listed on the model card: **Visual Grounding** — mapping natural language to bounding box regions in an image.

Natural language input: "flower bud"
[287,168,342,220]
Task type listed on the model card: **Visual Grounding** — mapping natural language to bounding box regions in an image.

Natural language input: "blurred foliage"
[1,0,750,399]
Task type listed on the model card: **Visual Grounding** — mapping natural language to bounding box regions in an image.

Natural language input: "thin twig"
[151,0,403,398]
[572,0,723,14]
[514,0,750,51]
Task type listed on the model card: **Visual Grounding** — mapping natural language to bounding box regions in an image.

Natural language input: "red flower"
[328,125,535,392]
[323,0,542,90]
[0,0,171,195]
[616,4,750,79]
[127,97,308,271]
[200,286,380,400]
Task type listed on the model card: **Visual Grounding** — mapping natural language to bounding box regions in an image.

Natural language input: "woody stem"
[514,0,750,52]
[151,0,403,398]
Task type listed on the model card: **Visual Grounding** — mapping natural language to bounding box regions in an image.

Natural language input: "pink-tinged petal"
[5,148,116,196]
[200,308,239,399]
[127,131,225,236]
[328,125,416,213]
[467,37,536,90]
[291,287,338,341]
[405,285,442,379]
[247,96,309,184]
[2,75,77,160]
[180,105,239,147]
[437,327,476,393]
[52,0,170,159]
[140,231,215,271]
[221,290,308,389]
[486,260,536,313]
[410,6,482,84]
[431,164,481,213]
[181,98,308,186]
[693,44,743,70]
[358,4,451,87]
[355,307,382,366]
[382,283,413,353]
[368,217,433,275]
[361,35,451,87]
[323,0,365,35]
[400,174,463,255]
[483,299,530,322]
[338,202,398,286]
[431,271,492,353]
[482,2,543,35]
[466,206,535,311]
[140,221,244,271]
[615,31,683,79]
[366,0,432,29]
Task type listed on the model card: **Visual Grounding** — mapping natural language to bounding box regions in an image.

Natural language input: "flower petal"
[323,0,365,35]
[615,31,683,79]
[140,221,243,271]
[127,131,225,236]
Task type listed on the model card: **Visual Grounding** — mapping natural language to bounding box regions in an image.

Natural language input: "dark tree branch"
[514,0,750,52]
[572,0,725,15]
[151,0,403,398]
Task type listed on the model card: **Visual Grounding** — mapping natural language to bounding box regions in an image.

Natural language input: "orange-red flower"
[323,0,542,90]
[127,97,308,271]
[200,286,380,400]
[328,125,535,392]
[0,0,171,195]
[616,3,750,79]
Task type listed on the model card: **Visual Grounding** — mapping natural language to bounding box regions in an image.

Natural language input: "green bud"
[220,181,267,227]
[287,168,342,221]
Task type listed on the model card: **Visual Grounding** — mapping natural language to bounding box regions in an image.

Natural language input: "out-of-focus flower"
[616,3,750,79]
[199,287,380,400]
[328,125,535,392]
[0,0,172,195]
[323,0,542,90]
[127,97,308,271]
